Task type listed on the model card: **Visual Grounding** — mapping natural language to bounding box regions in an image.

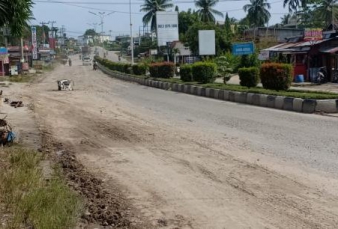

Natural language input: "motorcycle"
[316,67,327,84]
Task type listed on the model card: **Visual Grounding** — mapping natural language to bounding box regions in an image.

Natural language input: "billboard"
[198,30,215,55]
[156,11,179,46]
[232,42,254,56]
[304,28,322,41]
[31,26,38,60]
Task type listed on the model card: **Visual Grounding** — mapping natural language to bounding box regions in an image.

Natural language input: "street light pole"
[129,0,134,65]
[89,11,113,35]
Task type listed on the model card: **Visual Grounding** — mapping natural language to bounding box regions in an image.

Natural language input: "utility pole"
[129,0,134,65]
[50,21,56,39]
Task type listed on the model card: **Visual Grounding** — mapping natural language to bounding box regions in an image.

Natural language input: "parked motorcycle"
[316,67,327,84]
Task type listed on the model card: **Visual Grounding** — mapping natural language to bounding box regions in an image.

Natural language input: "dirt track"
[23,56,338,229]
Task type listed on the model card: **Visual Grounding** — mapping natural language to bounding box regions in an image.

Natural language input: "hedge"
[149,62,175,78]
[260,63,293,90]
[94,56,131,74]
[180,65,193,82]
[192,62,217,84]
[238,67,260,88]
[132,64,147,75]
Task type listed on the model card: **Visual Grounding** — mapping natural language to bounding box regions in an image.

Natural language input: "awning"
[320,46,338,53]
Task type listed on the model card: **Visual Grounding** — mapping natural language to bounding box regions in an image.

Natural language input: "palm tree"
[195,0,224,23]
[0,0,34,37]
[243,0,271,27]
[283,0,307,12]
[314,0,338,27]
[140,0,173,33]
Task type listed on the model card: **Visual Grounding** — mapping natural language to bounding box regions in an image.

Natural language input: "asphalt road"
[99,49,338,175]
[30,55,338,228]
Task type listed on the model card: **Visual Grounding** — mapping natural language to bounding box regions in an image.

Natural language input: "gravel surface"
[24,55,338,229]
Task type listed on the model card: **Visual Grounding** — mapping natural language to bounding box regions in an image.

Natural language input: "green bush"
[132,64,147,75]
[235,53,260,72]
[149,62,175,78]
[260,63,293,90]
[192,62,217,83]
[149,63,159,78]
[123,64,132,74]
[238,67,260,88]
[180,65,193,82]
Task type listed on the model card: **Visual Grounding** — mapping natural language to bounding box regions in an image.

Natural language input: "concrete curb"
[283,98,294,111]
[266,95,276,108]
[316,100,338,113]
[293,98,303,112]
[97,63,338,114]
[275,96,285,110]
[234,92,247,104]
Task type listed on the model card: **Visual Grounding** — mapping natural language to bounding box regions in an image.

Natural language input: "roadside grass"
[0,146,83,229]
[7,74,36,83]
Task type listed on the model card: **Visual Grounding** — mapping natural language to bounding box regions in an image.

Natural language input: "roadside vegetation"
[95,56,338,100]
[0,146,83,229]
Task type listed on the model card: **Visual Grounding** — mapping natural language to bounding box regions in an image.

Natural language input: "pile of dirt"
[58,151,133,228]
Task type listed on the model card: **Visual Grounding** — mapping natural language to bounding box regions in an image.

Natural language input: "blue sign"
[232,43,254,56]
[0,47,8,55]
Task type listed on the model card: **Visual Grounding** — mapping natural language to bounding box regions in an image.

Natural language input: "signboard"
[150,49,158,55]
[258,50,269,60]
[0,47,8,55]
[156,11,179,46]
[198,30,216,55]
[304,28,322,41]
[232,42,254,56]
[31,26,38,60]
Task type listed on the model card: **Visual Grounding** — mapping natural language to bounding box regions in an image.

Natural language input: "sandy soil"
[20,57,338,229]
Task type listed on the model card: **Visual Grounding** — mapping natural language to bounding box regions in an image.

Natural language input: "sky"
[31,0,290,38]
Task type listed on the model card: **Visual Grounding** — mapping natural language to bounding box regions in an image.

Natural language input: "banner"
[31,26,38,60]
[304,28,322,41]
[156,11,179,46]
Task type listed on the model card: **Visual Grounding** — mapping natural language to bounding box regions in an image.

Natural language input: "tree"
[283,0,308,12]
[0,0,34,37]
[178,9,198,41]
[243,0,271,27]
[314,0,338,27]
[140,0,173,33]
[195,0,224,23]
[224,13,233,41]
[84,29,98,37]
[280,14,292,25]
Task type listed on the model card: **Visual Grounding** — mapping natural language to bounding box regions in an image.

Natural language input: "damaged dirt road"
[24,57,338,229]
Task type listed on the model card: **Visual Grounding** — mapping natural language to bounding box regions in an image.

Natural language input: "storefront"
[260,38,337,82]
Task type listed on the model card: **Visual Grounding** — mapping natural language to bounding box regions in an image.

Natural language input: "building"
[170,41,193,64]
[98,34,110,43]
[259,26,338,82]
[244,27,304,43]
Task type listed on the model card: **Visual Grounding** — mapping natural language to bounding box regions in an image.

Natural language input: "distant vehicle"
[82,56,91,66]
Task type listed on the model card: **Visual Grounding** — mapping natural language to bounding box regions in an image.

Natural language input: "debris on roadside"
[57,79,74,91]
[0,116,16,147]
[4,98,24,108]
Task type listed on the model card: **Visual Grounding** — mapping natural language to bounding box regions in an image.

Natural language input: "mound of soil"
[59,151,132,227]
